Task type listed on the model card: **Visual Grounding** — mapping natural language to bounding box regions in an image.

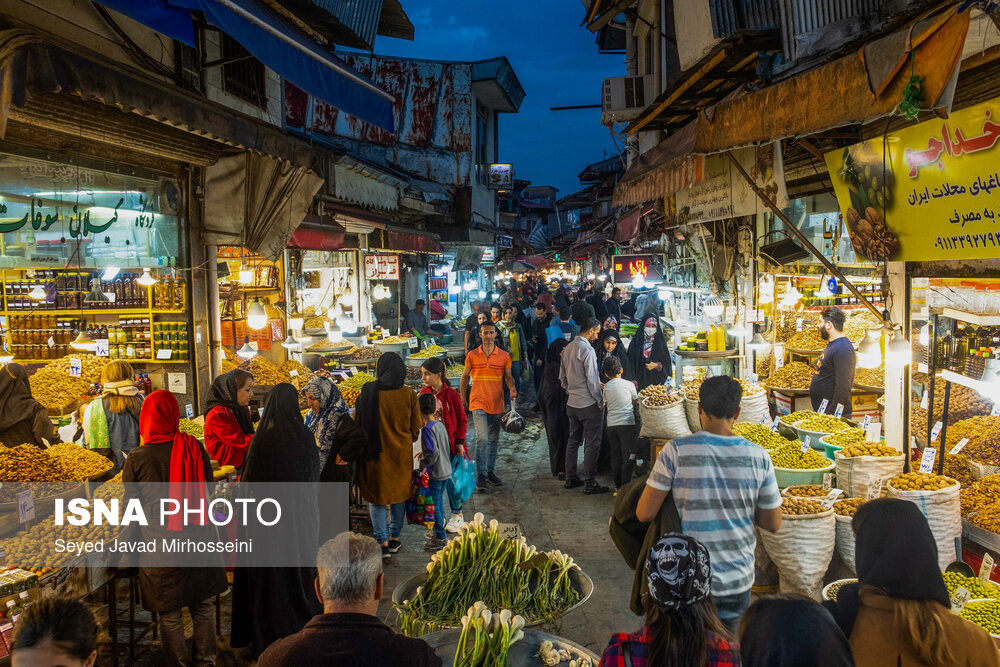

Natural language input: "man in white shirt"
[601,356,638,491]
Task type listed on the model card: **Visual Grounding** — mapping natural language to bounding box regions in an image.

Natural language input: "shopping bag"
[521,363,531,382]
[406,469,434,526]
[448,455,476,507]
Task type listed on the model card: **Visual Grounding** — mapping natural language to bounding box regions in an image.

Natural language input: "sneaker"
[476,475,489,492]
[446,514,465,533]
[486,472,503,487]
[387,539,402,553]
[564,476,584,489]
[557,472,565,481]
[584,479,610,495]
[424,537,447,552]
[381,546,392,559]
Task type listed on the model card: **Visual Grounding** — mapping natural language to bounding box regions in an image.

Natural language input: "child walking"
[602,356,639,492]
[418,393,453,551]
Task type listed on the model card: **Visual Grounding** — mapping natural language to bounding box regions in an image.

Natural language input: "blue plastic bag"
[448,455,475,507]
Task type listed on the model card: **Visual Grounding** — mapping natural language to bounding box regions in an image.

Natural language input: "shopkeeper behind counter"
[809,306,856,419]
[204,369,255,469]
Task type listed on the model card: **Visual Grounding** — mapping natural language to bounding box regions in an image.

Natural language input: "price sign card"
[821,488,844,509]
[185,404,194,419]
[289,369,299,377]
[993,404,1000,417]
[823,473,833,491]
[156,349,173,360]
[921,392,930,410]
[497,523,522,540]
[16,489,34,524]
[801,437,811,453]
[95,339,109,357]
[834,403,844,418]
[69,358,82,377]
[770,415,780,433]
[818,398,829,415]
[796,317,804,331]
[951,438,970,455]
[749,373,758,385]
[407,338,418,349]
[952,586,972,613]
[920,448,937,473]
[867,477,884,501]
[930,421,943,442]
[980,551,995,585]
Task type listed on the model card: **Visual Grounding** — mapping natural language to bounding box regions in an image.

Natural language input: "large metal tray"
[421,627,600,667]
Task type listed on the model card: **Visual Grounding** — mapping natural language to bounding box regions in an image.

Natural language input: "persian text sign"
[825,97,1000,261]
[675,145,787,224]
[363,254,399,281]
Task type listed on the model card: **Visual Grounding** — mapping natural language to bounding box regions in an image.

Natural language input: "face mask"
[645,327,657,337]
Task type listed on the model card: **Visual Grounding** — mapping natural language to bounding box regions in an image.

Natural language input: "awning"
[451,247,485,272]
[613,120,705,207]
[287,224,346,251]
[92,0,394,131]
[694,8,970,154]
[615,208,642,243]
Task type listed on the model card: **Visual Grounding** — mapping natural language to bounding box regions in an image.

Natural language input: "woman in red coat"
[419,356,468,533]
[204,369,255,469]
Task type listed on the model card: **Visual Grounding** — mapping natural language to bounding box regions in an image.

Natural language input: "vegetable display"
[960,599,1000,635]
[454,603,525,667]
[943,571,1000,601]
[395,514,581,637]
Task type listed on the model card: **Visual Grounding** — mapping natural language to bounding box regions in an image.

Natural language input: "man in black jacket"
[531,302,553,407]
[257,532,441,667]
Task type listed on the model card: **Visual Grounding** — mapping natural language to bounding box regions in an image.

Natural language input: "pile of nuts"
[47,443,113,480]
[854,366,885,388]
[28,356,107,412]
[786,329,826,350]
[784,484,827,498]
[681,381,702,401]
[239,355,286,386]
[946,416,1000,466]
[769,443,832,470]
[342,346,381,361]
[768,362,816,389]
[739,380,765,397]
[642,392,682,407]
[969,504,1000,534]
[834,498,866,517]
[640,385,672,398]
[839,443,902,458]
[960,600,1000,635]
[336,384,360,409]
[797,415,852,433]
[756,353,772,379]
[824,579,857,601]
[929,452,974,486]
[960,474,1000,516]
[732,424,797,450]
[824,429,867,447]
[889,472,958,492]
[781,496,829,515]
[845,312,882,344]
[847,206,899,261]
[304,315,327,331]
[774,313,821,343]
[221,358,237,374]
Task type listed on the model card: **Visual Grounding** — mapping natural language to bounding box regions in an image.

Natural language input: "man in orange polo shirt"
[460,320,518,492]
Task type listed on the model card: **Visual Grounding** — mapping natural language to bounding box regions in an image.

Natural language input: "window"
[476,103,488,185]
[220,34,266,108]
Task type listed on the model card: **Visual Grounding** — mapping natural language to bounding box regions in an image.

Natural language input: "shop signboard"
[825,96,1000,261]
[612,254,662,283]
[675,145,787,224]
[363,254,400,281]
[488,163,514,190]
[497,235,513,248]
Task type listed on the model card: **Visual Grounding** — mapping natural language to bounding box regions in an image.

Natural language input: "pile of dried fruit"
[797,415,852,433]
[342,346,381,361]
[784,484,827,498]
[781,496,829,515]
[239,355,286,386]
[28,356,107,412]
[838,443,902,458]
[823,429,867,447]
[845,312,882,344]
[786,329,826,350]
[768,362,816,389]
[928,452,974,486]
[854,366,885,388]
[47,443,113,480]
[756,353,772,379]
[960,474,1000,516]
[732,423,797,450]
[0,445,75,502]
[774,313,821,343]
[911,386,994,443]
[769,443,832,470]
[888,472,958,492]
[221,358,237,374]
[336,384,360,409]
[304,315,327,330]
[945,416,1000,466]
[739,379,765,396]
[178,418,204,439]
[833,498,866,517]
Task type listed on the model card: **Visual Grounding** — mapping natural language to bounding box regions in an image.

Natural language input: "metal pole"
[938,380,951,476]
[925,314,939,473]
[727,153,883,320]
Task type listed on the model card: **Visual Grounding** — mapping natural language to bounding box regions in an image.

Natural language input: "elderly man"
[257,532,441,667]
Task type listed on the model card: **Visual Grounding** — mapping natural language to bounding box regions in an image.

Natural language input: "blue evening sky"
[376,2,622,197]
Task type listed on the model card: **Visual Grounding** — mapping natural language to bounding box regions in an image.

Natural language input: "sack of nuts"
[759,497,836,600]
[834,446,905,499]
[638,395,692,440]
[887,472,961,571]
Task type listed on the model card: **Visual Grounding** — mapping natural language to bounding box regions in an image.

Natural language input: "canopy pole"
[726,152,883,321]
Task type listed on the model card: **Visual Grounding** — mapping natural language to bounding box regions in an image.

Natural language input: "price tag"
[867,476,884,501]
[774,353,784,369]
[759,415,768,426]
[980,551,995,585]
[258,407,264,417]
[770,415,780,433]
[951,438,970,455]
[749,372,759,385]
[863,415,871,430]
[185,404,194,419]
[156,348,173,360]
[47,336,55,348]
[920,448,937,473]
[930,421,943,442]
[497,522,522,540]
[823,473,833,491]
[348,367,359,377]
[289,369,299,377]
[16,489,34,524]
[381,329,388,340]
[821,488,844,509]
[866,422,882,442]
[407,338,418,349]
[834,403,844,419]
[993,403,1000,417]
[95,339,109,357]
[796,317,804,331]
[951,586,972,613]
[921,392,929,410]
[818,398,829,414]
[801,437,811,453]
[69,358,82,377]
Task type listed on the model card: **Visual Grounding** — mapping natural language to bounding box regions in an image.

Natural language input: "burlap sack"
[759,508,836,600]
[834,514,856,574]
[834,451,906,498]
[887,480,962,571]
[639,399,692,440]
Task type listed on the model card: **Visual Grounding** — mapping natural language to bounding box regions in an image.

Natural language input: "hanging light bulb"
[101,266,120,281]
[631,274,646,289]
[236,336,257,359]
[729,321,751,340]
[339,315,359,335]
[703,294,724,318]
[816,276,834,299]
[919,322,930,347]
[598,274,607,281]
[857,328,883,369]
[449,284,462,295]
[137,269,157,286]
[657,287,670,300]
[341,283,354,304]
[83,280,110,304]
[328,324,344,343]
[280,335,301,351]
[28,284,46,301]
[747,332,771,355]
[288,306,304,332]
[464,279,477,291]
[70,329,96,351]
[246,300,268,330]
[885,326,911,368]
[587,273,596,281]
[478,289,487,299]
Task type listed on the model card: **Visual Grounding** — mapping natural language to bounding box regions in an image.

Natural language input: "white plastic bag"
[834,451,906,499]
[887,480,961,571]
[759,509,836,600]
[834,514,856,574]
[639,399,692,440]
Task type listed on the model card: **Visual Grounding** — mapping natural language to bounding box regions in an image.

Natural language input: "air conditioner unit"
[602,75,654,125]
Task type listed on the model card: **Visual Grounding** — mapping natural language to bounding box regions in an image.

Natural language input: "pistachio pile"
[786,329,826,351]
[768,362,816,389]
[28,356,107,412]
[239,355,287,386]
[47,443,113,480]
[854,366,885,388]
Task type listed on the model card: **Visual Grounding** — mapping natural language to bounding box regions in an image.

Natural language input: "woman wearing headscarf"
[204,369,254,469]
[626,315,672,391]
[823,498,1000,666]
[83,360,143,471]
[231,383,321,657]
[594,328,630,384]
[741,596,855,667]
[602,316,618,331]
[123,391,227,667]
[303,376,366,485]
[538,337,570,478]
[598,533,738,667]
[0,363,52,448]
[355,353,422,557]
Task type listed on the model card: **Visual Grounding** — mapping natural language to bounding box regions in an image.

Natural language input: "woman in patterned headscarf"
[597,533,737,667]
[303,376,365,484]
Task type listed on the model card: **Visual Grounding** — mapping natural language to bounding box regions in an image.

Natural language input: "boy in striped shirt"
[636,375,782,631]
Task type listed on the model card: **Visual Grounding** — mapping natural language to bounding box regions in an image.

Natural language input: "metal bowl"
[421,627,600,666]
[391,566,594,631]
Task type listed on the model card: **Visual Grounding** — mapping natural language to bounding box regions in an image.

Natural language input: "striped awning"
[613,120,704,207]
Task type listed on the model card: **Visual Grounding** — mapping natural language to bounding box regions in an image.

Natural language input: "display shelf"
[4,308,186,317]
[17,358,189,365]
[941,370,1000,397]
[941,308,1000,326]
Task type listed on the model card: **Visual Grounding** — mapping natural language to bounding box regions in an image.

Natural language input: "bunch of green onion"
[454,603,525,667]
[396,513,581,637]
